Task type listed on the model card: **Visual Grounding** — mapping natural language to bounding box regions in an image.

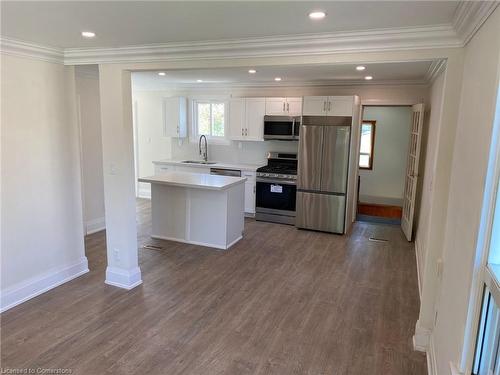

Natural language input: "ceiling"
[1,1,460,48]
[131,61,437,90]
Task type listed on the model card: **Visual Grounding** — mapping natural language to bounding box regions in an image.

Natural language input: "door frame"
[353,102,419,226]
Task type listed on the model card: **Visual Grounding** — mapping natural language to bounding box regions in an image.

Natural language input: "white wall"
[75,66,105,234]
[0,54,88,311]
[431,7,500,374]
[414,71,445,292]
[358,106,412,205]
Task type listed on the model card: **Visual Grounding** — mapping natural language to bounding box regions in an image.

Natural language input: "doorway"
[356,105,413,225]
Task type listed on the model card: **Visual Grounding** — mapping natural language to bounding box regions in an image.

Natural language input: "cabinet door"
[265,97,287,115]
[163,97,187,137]
[286,97,303,116]
[244,181,256,214]
[229,98,245,140]
[302,96,328,116]
[328,96,354,117]
[245,98,265,141]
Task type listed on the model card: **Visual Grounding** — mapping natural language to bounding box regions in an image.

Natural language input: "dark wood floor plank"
[1,199,426,375]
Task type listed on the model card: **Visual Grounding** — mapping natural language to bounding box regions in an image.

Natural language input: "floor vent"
[368,237,389,243]
[143,244,164,250]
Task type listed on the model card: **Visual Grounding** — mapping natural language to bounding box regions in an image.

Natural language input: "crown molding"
[453,1,499,45]
[133,79,429,92]
[63,25,461,65]
[0,37,64,64]
[424,59,447,84]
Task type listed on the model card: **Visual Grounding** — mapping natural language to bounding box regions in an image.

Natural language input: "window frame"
[359,120,376,170]
[462,85,500,374]
[191,99,229,144]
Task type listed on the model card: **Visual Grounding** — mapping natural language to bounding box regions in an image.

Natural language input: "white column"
[98,65,142,289]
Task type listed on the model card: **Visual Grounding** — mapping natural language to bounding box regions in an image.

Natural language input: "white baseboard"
[86,216,106,235]
[0,257,89,313]
[105,266,142,290]
[413,320,432,352]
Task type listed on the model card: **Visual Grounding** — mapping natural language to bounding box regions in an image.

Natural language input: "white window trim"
[190,98,230,145]
[460,85,500,374]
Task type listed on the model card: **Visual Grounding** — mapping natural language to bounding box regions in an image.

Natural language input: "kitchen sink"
[181,160,218,165]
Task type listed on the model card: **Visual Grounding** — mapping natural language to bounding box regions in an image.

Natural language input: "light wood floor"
[1,199,426,375]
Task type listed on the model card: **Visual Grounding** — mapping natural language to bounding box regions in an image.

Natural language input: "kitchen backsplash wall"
[171,138,298,165]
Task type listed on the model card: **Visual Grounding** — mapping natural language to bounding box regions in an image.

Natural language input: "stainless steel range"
[255,152,297,225]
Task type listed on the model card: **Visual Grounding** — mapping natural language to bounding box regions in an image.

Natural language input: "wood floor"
[1,199,426,375]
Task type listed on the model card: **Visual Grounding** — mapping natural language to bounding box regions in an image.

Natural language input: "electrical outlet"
[436,258,444,279]
[113,248,120,263]
[109,163,117,175]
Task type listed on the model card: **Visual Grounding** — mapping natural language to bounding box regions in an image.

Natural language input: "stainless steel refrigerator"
[296,116,351,234]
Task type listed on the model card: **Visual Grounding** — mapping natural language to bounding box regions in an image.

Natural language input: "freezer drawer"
[296,191,346,234]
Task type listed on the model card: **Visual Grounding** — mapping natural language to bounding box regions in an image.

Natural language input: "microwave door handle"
[292,117,296,137]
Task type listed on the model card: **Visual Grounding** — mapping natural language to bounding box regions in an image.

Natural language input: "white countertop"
[139,171,247,191]
[153,159,263,172]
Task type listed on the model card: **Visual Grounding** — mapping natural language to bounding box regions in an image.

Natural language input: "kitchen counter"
[152,159,263,172]
[139,171,245,250]
[138,171,246,191]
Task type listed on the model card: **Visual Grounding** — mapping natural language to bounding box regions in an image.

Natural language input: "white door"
[265,98,287,115]
[302,96,328,116]
[245,98,265,141]
[401,103,425,241]
[286,97,303,115]
[328,96,354,117]
[229,98,245,140]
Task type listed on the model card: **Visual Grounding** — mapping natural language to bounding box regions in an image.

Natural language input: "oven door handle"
[256,178,297,185]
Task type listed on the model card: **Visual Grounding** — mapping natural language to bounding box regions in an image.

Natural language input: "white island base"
[139,172,246,250]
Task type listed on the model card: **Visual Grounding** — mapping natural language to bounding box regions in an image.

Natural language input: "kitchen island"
[138,172,246,250]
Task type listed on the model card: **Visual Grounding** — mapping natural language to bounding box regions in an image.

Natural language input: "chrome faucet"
[199,135,208,162]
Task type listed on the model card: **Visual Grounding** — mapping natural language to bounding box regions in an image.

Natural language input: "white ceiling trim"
[424,59,447,83]
[133,79,430,91]
[0,37,64,64]
[63,25,461,65]
[1,1,497,67]
[453,1,499,45]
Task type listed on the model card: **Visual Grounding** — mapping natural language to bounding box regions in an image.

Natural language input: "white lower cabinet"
[243,171,256,215]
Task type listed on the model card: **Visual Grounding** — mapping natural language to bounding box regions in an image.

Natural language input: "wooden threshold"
[358,202,403,219]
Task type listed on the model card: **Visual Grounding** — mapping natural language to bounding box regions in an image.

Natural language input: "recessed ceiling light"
[364,76,373,80]
[81,31,96,38]
[274,77,282,81]
[356,66,366,71]
[158,72,166,76]
[248,69,257,74]
[308,11,326,20]
[196,79,203,83]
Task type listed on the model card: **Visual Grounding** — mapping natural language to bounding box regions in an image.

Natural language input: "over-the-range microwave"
[263,115,301,141]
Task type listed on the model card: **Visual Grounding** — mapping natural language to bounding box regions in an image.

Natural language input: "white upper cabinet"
[329,96,355,116]
[265,97,287,115]
[302,96,354,117]
[229,98,265,141]
[245,98,265,141]
[302,96,328,116]
[285,97,303,116]
[163,97,187,137]
[265,97,303,116]
[229,98,246,139]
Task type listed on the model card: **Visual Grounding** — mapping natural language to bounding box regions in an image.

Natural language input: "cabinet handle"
[245,128,248,136]
[241,128,244,136]
[283,102,285,112]
[287,103,289,112]
[328,101,332,111]
[323,101,327,111]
